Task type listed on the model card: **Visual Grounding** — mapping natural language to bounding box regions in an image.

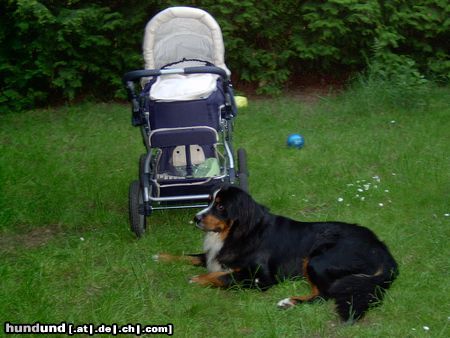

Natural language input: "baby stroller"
[123,7,248,237]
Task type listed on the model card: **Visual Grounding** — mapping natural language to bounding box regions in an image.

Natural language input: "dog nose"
[194,214,205,230]
[194,214,202,224]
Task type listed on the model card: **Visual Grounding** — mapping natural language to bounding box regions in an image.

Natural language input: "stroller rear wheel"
[237,148,249,192]
[129,180,147,238]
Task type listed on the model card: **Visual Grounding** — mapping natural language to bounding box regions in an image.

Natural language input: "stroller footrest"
[149,126,218,148]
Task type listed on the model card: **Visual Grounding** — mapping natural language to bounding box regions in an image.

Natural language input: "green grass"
[1,84,449,337]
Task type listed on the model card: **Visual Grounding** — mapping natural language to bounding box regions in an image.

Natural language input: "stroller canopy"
[143,7,230,74]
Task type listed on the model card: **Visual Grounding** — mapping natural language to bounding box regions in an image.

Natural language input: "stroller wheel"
[139,154,147,185]
[237,148,249,192]
[129,180,147,238]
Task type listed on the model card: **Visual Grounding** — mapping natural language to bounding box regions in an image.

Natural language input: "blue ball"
[287,133,305,148]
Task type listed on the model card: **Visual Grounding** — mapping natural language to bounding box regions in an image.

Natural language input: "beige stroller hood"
[143,6,230,74]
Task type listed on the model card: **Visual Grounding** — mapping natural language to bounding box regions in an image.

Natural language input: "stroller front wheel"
[129,180,147,238]
[237,148,249,192]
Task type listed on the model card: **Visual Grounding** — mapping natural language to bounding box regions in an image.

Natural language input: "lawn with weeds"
[1,84,449,337]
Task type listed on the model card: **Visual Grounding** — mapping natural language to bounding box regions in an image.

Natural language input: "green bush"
[0,0,157,112]
[195,0,449,93]
[372,0,450,83]
[172,0,383,94]
[1,0,448,112]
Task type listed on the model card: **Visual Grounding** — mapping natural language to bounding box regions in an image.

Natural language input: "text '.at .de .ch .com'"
[4,322,174,336]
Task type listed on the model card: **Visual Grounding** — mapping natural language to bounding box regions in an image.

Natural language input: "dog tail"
[329,263,398,322]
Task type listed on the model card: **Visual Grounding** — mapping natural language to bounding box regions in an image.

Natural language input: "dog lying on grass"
[154,185,398,322]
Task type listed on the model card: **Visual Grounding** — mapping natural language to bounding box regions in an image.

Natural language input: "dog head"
[194,185,267,239]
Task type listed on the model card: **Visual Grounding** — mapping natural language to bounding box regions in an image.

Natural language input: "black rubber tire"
[237,148,249,191]
[239,172,249,192]
[129,180,147,238]
[139,153,146,187]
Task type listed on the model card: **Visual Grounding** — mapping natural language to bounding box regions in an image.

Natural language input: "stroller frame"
[123,66,248,237]
[123,7,249,237]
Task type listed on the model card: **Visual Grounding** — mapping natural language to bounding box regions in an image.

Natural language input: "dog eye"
[216,203,224,211]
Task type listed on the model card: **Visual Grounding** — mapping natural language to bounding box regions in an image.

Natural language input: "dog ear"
[227,187,267,239]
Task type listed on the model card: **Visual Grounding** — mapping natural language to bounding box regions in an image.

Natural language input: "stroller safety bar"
[123,66,229,84]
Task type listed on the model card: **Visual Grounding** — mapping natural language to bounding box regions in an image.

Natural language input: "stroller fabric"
[143,7,230,74]
[149,73,219,101]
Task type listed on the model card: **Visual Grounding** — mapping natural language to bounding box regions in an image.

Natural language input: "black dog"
[154,186,398,321]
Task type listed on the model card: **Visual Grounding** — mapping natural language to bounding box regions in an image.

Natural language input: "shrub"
[373,0,450,83]
[345,53,432,113]
[169,0,382,94]
[0,0,448,112]
[0,1,157,112]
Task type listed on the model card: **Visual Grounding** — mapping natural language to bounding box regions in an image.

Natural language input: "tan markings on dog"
[218,220,233,241]
[190,271,232,287]
[202,215,232,240]
[155,253,203,266]
[187,256,204,266]
[154,253,181,262]
[288,258,321,304]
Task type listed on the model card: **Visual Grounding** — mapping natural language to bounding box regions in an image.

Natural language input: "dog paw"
[189,275,200,284]
[152,253,175,262]
[277,298,296,309]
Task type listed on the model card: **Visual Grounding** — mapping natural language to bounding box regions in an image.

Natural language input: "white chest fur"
[203,232,225,272]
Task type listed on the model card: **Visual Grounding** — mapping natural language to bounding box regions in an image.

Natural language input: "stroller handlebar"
[183,66,228,78]
[123,66,229,85]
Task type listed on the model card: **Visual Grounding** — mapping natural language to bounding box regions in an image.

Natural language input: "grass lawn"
[1,84,449,337]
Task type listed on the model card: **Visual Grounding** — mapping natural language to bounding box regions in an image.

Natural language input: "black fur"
[194,185,399,321]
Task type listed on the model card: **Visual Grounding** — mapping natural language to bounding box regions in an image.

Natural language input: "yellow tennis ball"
[235,96,248,108]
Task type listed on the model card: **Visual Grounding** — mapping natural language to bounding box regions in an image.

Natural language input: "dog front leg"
[189,269,267,288]
[153,253,206,267]
[189,271,235,287]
